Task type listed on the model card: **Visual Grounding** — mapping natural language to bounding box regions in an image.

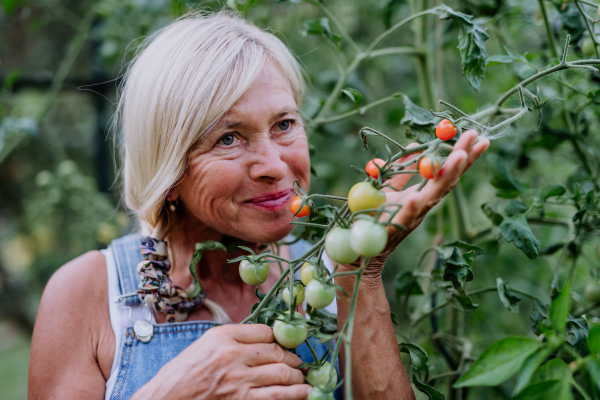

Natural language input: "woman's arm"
[29,251,112,400]
[335,131,489,399]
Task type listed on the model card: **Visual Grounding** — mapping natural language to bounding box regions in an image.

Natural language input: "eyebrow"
[221,108,299,129]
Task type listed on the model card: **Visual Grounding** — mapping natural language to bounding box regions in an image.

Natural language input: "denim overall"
[106,234,343,399]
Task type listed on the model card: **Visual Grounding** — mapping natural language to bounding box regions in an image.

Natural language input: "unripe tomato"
[585,281,600,304]
[348,182,386,213]
[365,158,386,179]
[273,315,308,349]
[436,119,457,140]
[350,219,388,256]
[301,262,319,285]
[282,283,305,306]
[325,227,359,264]
[307,361,337,388]
[290,195,311,217]
[418,156,440,180]
[305,280,336,309]
[582,37,598,57]
[239,260,270,285]
[308,387,334,400]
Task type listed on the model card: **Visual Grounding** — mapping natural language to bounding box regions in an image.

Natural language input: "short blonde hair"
[116,9,304,239]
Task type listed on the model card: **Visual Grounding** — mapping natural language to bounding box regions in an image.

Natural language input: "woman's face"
[175,63,311,244]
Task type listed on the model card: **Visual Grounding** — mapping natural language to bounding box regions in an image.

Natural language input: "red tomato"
[290,196,310,217]
[418,157,440,180]
[436,119,457,141]
[365,158,386,179]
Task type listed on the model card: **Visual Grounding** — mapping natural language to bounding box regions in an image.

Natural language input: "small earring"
[168,200,177,212]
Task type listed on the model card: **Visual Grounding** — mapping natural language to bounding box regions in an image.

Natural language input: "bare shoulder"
[28,250,111,400]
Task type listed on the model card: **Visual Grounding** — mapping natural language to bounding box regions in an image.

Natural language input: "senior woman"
[28,10,489,400]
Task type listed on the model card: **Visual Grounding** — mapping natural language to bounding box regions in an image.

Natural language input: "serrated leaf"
[447,287,478,312]
[395,271,424,298]
[341,88,363,108]
[550,280,570,333]
[487,154,525,199]
[454,336,542,387]
[500,214,541,259]
[400,95,440,142]
[497,278,521,313]
[442,241,485,255]
[565,316,589,354]
[481,202,504,226]
[588,324,600,354]
[413,374,445,400]
[433,4,489,91]
[399,342,429,371]
[442,247,475,289]
[539,184,566,203]
[505,200,528,217]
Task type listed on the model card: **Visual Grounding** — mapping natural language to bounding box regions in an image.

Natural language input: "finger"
[421,149,469,202]
[383,143,421,192]
[465,138,490,170]
[227,324,274,344]
[244,343,303,368]
[453,129,479,155]
[247,384,312,400]
[247,363,306,387]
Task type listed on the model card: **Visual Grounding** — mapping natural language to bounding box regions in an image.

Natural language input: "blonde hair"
[115,10,304,323]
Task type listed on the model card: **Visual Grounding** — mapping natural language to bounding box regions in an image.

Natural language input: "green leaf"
[395,271,424,298]
[433,4,489,91]
[399,342,429,371]
[505,200,528,217]
[565,317,590,355]
[413,374,445,400]
[531,359,570,384]
[530,299,549,335]
[454,336,541,387]
[513,348,555,395]
[301,18,341,46]
[539,184,566,203]
[187,241,227,299]
[442,241,485,255]
[487,154,526,199]
[512,378,572,400]
[587,359,600,389]
[497,278,521,313]
[486,54,517,66]
[550,280,571,333]
[588,324,600,354]
[448,287,479,312]
[481,202,504,226]
[341,88,363,108]
[500,214,541,259]
[442,247,475,289]
[400,95,440,142]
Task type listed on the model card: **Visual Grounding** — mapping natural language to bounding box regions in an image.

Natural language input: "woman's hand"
[351,130,489,276]
[133,324,311,400]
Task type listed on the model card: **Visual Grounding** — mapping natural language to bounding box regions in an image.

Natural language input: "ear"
[166,186,180,202]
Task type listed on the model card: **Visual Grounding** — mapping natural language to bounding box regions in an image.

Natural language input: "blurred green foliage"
[1,0,600,398]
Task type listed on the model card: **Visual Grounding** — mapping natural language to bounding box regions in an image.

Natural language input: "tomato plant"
[418,156,440,180]
[325,227,359,265]
[435,119,457,141]
[307,361,337,389]
[282,282,305,306]
[308,387,334,400]
[290,195,311,218]
[273,314,308,349]
[365,158,385,179]
[238,259,270,285]
[349,219,388,257]
[300,262,319,285]
[347,182,386,212]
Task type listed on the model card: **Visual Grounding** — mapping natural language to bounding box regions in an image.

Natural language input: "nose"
[248,138,288,183]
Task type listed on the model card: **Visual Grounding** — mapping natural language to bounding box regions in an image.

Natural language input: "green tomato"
[347,182,386,213]
[582,37,598,57]
[307,362,337,389]
[239,260,270,285]
[325,227,359,265]
[585,281,600,304]
[273,315,308,349]
[349,219,388,257]
[308,387,334,400]
[282,283,305,306]
[305,280,336,309]
[301,262,319,285]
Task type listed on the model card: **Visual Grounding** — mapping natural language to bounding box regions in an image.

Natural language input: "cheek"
[283,137,311,191]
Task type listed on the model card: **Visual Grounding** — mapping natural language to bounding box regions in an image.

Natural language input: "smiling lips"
[244,189,293,211]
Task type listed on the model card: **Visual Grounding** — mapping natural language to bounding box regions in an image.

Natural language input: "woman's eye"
[219,134,235,146]
[278,120,291,131]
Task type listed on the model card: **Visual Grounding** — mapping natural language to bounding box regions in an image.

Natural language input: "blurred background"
[1,0,599,398]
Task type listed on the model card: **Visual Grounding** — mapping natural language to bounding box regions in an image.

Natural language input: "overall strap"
[108,233,143,299]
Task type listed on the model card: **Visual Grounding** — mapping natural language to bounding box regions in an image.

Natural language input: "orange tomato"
[290,196,310,217]
[365,158,386,179]
[436,119,457,141]
[418,156,440,180]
